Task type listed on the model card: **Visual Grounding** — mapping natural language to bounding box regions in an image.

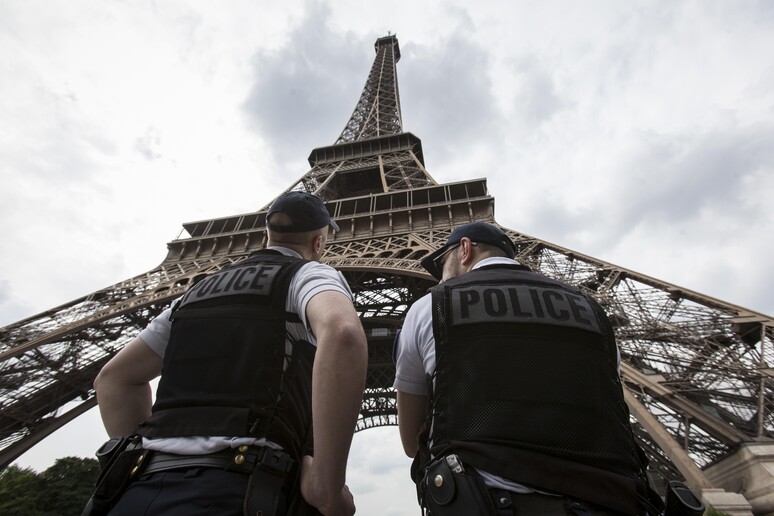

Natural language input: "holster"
[244,465,287,516]
[242,447,318,516]
[662,481,704,516]
[81,435,146,516]
[421,455,496,516]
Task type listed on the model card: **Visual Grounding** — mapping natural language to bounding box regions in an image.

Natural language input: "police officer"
[93,191,367,516]
[394,222,653,515]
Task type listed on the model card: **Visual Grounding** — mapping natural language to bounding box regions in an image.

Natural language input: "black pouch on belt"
[423,455,496,516]
[242,448,300,516]
[81,435,146,516]
[243,467,286,516]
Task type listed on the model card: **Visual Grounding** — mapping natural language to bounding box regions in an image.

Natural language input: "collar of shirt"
[472,256,520,270]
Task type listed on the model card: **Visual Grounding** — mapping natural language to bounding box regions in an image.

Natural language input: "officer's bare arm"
[94,337,163,437]
[397,391,427,457]
[301,290,367,515]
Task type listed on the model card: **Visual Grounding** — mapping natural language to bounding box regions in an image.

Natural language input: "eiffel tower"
[1,35,772,511]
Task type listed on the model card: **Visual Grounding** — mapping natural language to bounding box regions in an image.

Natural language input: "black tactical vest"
[136,250,315,461]
[429,264,647,514]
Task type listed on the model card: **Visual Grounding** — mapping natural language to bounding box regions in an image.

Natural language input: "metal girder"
[0,397,97,468]
[621,364,750,444]
[623,389,714,493]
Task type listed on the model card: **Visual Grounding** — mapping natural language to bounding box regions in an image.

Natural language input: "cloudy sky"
[2,0,773,513]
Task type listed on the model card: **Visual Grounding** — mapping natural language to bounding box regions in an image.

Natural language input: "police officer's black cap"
[420,222,516,280]
[266,191,340,233]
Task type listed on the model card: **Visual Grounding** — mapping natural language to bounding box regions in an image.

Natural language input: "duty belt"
[141,445,294,477]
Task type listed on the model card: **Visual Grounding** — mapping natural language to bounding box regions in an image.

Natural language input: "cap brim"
[329,219,340,232]
[420,244,453,281]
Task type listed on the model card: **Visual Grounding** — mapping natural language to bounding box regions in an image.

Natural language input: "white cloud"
[348,427,417,515]
[2,1,773,513]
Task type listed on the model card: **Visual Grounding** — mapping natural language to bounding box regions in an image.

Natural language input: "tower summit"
[336,35,403,144]
[1,35,772,510]
[282,34,434,201]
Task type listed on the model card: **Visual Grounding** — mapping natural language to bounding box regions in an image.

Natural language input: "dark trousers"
[108,468,255,516]
[489,489,627,516]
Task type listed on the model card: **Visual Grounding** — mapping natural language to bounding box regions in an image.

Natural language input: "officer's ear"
[460,238,478,266]
[312,233,324,254]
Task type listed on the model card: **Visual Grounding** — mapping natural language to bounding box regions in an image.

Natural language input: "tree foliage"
[0,465,44,516]
[0,457,99,516]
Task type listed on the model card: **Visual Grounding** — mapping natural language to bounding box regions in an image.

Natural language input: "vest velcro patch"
[179,263,282,307]
[449,284,602,334]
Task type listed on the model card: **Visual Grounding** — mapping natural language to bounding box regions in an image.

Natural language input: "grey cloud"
[364,455,406,477]
[615,125,774,227]
[508,56,570,127]
[0,280,33,327]
[135,126,163,160]
[243,5,502,180]
[2,88,117,189]
[243,2,372,165]
[349,478,378,495]
[400,35,501,169]
[524,122,774,253]
[745,282,774,316]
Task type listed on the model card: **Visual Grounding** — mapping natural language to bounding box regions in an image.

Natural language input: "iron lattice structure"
[0,35,772,491]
